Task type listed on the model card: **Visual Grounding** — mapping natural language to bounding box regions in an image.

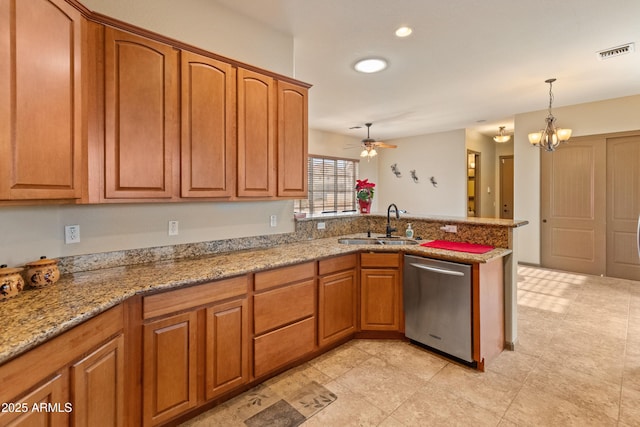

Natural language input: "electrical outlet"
[65,225,80,244]
[270,214,277,227]
[168,220,179,236]
[440,225,457,233]
[317,222,326,230]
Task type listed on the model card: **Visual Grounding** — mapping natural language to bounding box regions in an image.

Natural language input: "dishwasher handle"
[409,263,465,277]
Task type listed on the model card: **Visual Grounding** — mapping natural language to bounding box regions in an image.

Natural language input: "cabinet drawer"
[143,275,248,319]
[318,254,357,276]
[253,317,315,378]
[254,279,315,334]
[360,252,401,268]
[254,262,315,292]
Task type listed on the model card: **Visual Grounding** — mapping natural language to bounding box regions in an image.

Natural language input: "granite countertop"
[0,235,511,365]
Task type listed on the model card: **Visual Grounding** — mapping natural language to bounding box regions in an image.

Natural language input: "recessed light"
[354,58,388,73]
[395,26,413,37]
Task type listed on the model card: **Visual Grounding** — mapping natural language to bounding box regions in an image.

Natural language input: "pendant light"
[528,78,572,152]
[493,126,511,143]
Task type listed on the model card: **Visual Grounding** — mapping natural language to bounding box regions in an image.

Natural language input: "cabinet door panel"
[361,269,401,331]
[104,28,178,199]
[277,81,308,198]
[205,298,249,400]
[143,312,197,426]
[181,52,236,198]
[0,0,82,200]
[318,269,357,347]
[0,372,68,426]
[71,334,125,427]
[237,68,275,197]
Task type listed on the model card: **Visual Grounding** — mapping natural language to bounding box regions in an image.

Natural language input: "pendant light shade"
[493,126,511,143]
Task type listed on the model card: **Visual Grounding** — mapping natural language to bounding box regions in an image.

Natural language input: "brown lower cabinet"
[252,262,316,378]
[360,252,403,331]
[0,305,124,427]
[141,276,249,426]
[317,254,358,347]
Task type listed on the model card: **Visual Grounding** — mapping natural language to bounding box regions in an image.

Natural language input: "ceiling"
[215,0,640,141]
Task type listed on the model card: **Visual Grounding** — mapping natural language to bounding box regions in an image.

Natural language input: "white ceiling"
[215,0,640,141]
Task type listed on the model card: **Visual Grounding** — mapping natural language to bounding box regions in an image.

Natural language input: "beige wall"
[376,130,467,216]
[514,94,640,265]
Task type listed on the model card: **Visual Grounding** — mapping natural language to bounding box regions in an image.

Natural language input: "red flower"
[356,179,375,201]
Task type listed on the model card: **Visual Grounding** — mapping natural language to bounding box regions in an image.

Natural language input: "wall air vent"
[597,43,635,60]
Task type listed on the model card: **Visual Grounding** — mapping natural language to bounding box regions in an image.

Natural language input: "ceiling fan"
[359,123,397,158]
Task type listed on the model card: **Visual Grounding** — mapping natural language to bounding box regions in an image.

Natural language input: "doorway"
[467,150,480,217]
[540,131,640,280]
[499,156,514,219]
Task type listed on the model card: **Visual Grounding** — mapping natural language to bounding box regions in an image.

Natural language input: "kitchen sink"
[337,237,420,245]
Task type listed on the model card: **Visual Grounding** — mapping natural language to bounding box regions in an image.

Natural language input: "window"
[294,156,359,214]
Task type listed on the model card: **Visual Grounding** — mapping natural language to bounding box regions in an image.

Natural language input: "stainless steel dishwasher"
[403,254,473,363]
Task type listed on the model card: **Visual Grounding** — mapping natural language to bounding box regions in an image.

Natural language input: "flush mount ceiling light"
[395,26,413,37]
[528,78,572,152]
[354,58,388,73]
[493,126,511,143]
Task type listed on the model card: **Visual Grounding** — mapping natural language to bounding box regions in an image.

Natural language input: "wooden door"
[237,68,276,197]
[205,298,249,400]
[360,269,401,331]
[0,372,68,426]
[540,136,606,275]
[277,81,308,198]
[143,312,197,426]
[104,28,178,199]
[318,269,357,347]
[0,0,83,200]
[181,52,236,198]
[606,134,640,280]
[499,156,514,219]
[71,335,125,427]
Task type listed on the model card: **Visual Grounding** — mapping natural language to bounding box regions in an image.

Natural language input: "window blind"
[294,156,359,214]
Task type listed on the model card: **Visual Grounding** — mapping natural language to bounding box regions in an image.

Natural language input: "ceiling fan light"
[369,148,378,157]
[354,58,388,73]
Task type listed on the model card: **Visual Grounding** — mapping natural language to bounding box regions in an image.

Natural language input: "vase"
[358,199,372,214]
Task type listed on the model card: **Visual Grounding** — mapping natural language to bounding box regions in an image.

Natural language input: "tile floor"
[182,265,640,426]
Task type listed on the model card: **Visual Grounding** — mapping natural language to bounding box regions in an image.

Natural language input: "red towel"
[420,240,494,254]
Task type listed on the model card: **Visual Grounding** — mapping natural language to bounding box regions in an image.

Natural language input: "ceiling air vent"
[597,43,635,60]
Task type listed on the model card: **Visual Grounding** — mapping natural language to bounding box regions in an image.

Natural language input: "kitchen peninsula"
[0,213,526,426]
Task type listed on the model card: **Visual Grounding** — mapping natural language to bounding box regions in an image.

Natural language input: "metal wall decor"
[391,163,402,178]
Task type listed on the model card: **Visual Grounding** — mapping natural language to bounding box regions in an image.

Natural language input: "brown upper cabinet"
[0,0,84,201]
[103,27,179,200]
[277,81,309,198]
[2,0,310,205]
[237,68,277,198]
[181,52,237,198]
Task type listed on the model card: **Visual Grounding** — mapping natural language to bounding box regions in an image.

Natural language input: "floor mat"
[243,381,337,427]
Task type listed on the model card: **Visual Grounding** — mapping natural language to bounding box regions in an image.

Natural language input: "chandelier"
[493,126,511,143]
[528,78,572,152]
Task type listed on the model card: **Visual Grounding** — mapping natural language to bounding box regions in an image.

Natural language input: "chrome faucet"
[386,203,399,237]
